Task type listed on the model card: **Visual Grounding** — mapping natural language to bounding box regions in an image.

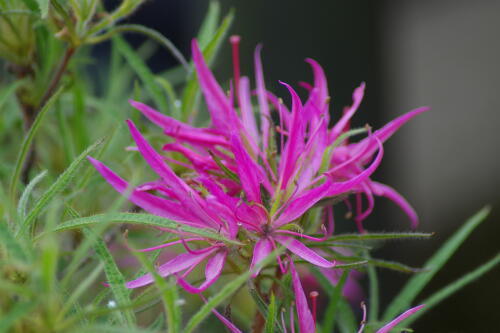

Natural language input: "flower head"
[90,35,428,331]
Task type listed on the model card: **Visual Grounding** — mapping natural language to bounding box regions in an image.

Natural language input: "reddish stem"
[230,35,241,102]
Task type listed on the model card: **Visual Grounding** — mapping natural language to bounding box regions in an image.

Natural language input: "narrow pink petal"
[201,295,243,333]
[137,237,204,252]
[371,181,419,228]
[254,44,271,149]
[127,120,221,229]
[274,235,334,268]
[274,137,383,227]
[129,100,229,147]
[278,82,305,190]
[304,58,329,126]
[177,250,227,293]
[192,39,239,133]
[230,134,263,203]
[355,106,430,160]
[289,261,315,333]
[238,76,259,146]
[88,157,205,227]
[126,249,216,288]
[376,304,425,333]
[330,83,366,142]
[250,238,273,277]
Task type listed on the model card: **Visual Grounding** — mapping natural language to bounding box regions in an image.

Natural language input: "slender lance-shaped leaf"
[114,36,169,113]
[180,9,234,121]
[184,247,285,333]
[0,221,29,262]
[310,267,349,333]
[9,86,64,204]
[365,251,379,322]
[87,24,189,71]
[264,293,277,333]
[17,138,103,237]
[35,0,49,18]
[0,301,37,333]
[383,206,491,321]
[197,1,220,48]
[54,212,243,245]
[17,170,47,220]
[327,232,434,242]
[132,249,181,333]
[83,227,136,326]
[403,253,500,327]
[0,79,25,110]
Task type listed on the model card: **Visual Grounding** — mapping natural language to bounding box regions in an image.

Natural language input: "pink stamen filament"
[230,35,241,102]
[137,237,205,252]
[357,302,367,333]
[274,228,328,242]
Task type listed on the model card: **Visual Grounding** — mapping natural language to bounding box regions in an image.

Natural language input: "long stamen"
[357,301,367,333]
[230,35,241,101]
[309,291,319,327]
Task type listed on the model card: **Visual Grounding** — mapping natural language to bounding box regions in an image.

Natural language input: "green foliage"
[383,206,491,321]
[0,2,497,332]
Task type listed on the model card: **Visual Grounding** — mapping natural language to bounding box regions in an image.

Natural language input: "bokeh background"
[109,0,500,331]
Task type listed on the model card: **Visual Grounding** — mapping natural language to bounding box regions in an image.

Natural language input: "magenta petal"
[87,157,204,227]
[129,100,229,147]
[289,261,315,333]
[275,137,383,227]
[177,250,227,293]
[250,238,273,277]
[376,304,425,333]
[238,76,259,146]
[230,135,263,203]
[278,82,305,190]
[201,295,243,333]
[191,39,239,133]
[126,249,216,288]
[357,106,430,159]
[330,82,365,141]
[127,120,222,229]
[275,235,334,268]
[371,181,419,228]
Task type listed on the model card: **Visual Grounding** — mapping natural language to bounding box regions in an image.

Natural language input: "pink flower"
[90,34,428,331]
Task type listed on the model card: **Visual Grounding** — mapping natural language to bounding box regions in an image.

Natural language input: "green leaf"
[365,251,379,322]
[0,221,29,262]
[88,24,188,71]
[9,86,64,205]
[383,206,491,321]
[264,293,277,333]
[114,36,169,113]
[328,232,434,242]
[131,249,180,333]
[197,1,220,48]
[183,247,285,333]
[17,170,47,220]
[84,227,136,326]
[310,267,349,333]
[403,253,500,327]
[0,301,37,333]
[0,79,25,110]
[36,0,49,18]
[180,9,234,121]
[337,298,357,333]
[20,0,40,12]
[17,138,103,237]
[55,213,243,245]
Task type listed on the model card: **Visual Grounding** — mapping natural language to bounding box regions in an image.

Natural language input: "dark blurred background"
[110,0,500,331]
